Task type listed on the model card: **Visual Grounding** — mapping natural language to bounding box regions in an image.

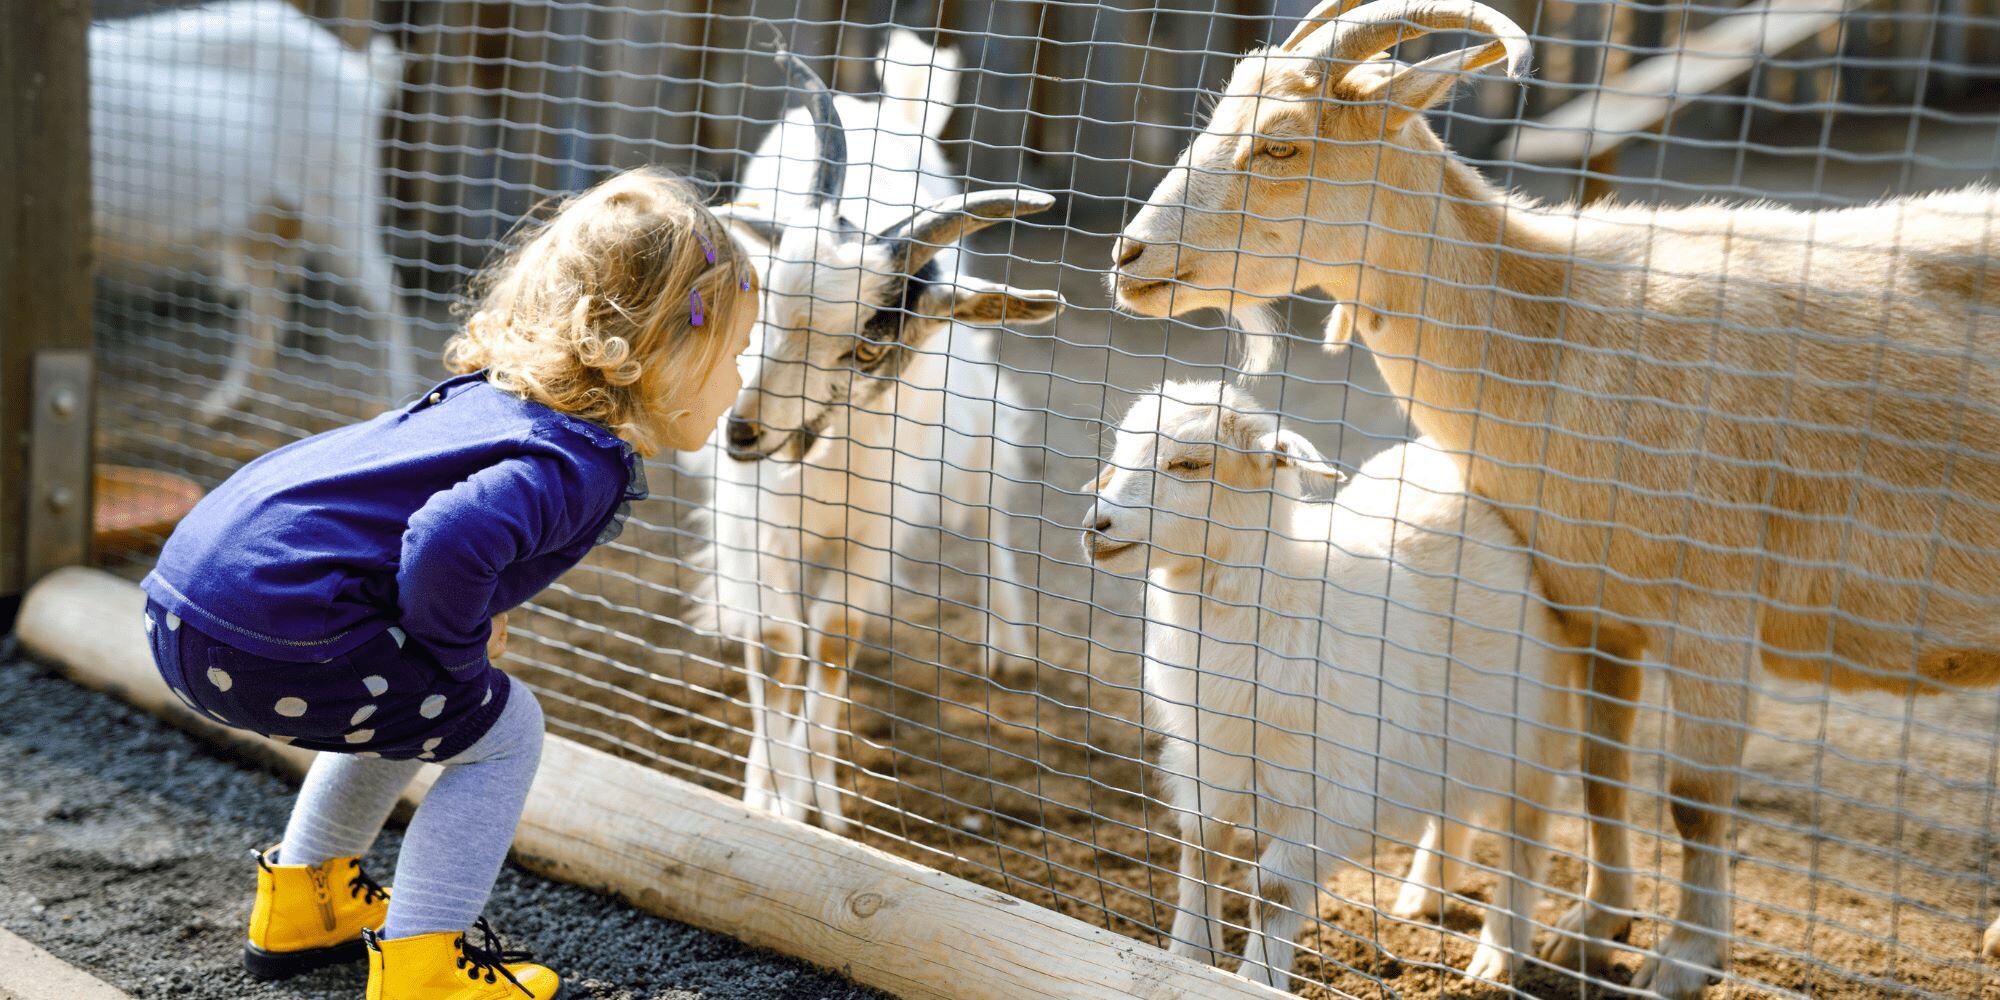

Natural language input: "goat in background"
[92,0,417,421]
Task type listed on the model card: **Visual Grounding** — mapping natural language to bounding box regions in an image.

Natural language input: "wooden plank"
[18,567,1295,1000]
[0,0,93,601]
[0,930,135,1000]
[1503,0,1858,164]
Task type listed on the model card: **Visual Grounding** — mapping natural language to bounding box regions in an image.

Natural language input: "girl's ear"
[1255,428,1346,493]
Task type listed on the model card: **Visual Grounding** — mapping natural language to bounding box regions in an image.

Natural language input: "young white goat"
[92,0,415,421]
[1081,382,1581,989]
[702,34,1064,832]
[1113,1,2000,991]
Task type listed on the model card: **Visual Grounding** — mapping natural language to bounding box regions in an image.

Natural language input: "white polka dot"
[144,615,155,635]
[345,729,375,744]
[165,613,181,631]
[387,627,406,649]
[419,695,446,719]
[269,735,295,745]
[480,688,493,707]
[206,667,232,692]
[274,697,308,718]
[422,738,442,752]
[356,751,381,759]
[362,675,388,697]
[418,751,436,761]
[350,705,376,725]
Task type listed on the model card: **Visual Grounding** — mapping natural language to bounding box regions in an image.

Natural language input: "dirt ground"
[85,111,2000,999]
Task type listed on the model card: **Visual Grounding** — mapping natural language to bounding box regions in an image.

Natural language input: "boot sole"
[242,939,367,980]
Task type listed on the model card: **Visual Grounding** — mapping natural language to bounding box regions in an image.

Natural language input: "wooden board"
[0,930,136,1000]
[0,0,94,597]
[17,567,1295,1000]
[1503,0,1857,165]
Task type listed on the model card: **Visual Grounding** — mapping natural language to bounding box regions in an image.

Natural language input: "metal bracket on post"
[25,350,93,583]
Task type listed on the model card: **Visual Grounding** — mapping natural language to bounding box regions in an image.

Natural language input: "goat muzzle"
[1113,238,1145,269]
[724,416,766,461]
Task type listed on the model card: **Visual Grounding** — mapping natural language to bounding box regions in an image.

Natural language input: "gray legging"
[279,684,543,939]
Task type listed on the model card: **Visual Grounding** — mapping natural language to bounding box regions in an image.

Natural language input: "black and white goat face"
[716,46,1065,461]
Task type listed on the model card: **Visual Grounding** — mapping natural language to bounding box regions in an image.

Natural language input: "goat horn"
[1278,0,1371,51]
[874,189,1057,275]
[768,33,847,208]
[1321,0,1530,78]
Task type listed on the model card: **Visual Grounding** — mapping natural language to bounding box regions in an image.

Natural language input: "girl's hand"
[487,613,508,660]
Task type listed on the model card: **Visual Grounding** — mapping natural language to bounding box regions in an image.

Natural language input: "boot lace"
[455,918,534,995]
[345,860,389,906]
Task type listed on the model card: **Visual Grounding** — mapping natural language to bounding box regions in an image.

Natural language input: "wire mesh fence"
[82,0,2000,996]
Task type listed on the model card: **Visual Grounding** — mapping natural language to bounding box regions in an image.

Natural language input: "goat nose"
[1113,238,1144,269]
[725,416,761,451]
[1090,516,1114,535]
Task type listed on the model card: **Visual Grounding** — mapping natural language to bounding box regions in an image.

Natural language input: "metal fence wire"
[86,0,2000,996]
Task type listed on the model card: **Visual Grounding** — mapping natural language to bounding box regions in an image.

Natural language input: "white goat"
[1081,382,1581,989]
[92,0,415,421]
[702,34,1065,832]
[1114,1,2000,992]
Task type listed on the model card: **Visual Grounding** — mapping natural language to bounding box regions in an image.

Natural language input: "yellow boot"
[364,921,561,999]
[244,844,390,980]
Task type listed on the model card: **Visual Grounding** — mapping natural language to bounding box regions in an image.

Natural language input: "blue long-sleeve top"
[141,371,647,674]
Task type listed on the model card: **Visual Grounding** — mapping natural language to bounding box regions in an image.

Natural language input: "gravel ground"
[0,653,887,1000]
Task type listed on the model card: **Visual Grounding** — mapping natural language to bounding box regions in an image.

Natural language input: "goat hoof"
[1536,901,1630,971]
[741,783,777,815]
[1389,882,1446,922]
[1234,960,1287,990]
[195,398,238,426]
[1631,934,1723,1000]
[1463,944,1518,985]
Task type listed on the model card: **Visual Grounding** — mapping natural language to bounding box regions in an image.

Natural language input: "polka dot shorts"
[144,600,510,762]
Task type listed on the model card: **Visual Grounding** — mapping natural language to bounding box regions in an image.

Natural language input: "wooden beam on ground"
[18,567,1294,1000]
[1502,0,1858,166]
[0,929,135,1000]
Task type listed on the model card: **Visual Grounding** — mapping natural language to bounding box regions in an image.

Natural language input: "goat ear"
[712,203,782,253]
[1256,428,1346,492]
[918,276,1066,327]
[1344,40,1523,130]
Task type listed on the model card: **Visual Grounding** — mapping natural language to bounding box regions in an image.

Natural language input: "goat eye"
[852,339,889,365]
[1167,457,1207,474]
[1259,141,1299,160]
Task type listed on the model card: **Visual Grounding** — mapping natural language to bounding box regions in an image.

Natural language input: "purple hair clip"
[689,227,751,326]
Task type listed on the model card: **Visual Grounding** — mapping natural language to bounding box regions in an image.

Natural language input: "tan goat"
[1112,1,2000,995]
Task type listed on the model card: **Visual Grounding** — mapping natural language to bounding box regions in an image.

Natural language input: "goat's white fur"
[1083,382,1581,988]
[91,0,415,420]
[702,32,1051,832]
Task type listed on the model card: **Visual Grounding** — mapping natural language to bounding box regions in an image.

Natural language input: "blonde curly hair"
[445,167,757,457]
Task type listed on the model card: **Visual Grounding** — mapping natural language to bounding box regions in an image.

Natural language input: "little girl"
[140,168,756,1000]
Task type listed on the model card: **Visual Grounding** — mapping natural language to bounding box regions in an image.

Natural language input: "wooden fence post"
[1,0,95,618]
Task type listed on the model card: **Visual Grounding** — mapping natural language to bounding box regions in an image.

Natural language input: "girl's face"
[660,299,755,452]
